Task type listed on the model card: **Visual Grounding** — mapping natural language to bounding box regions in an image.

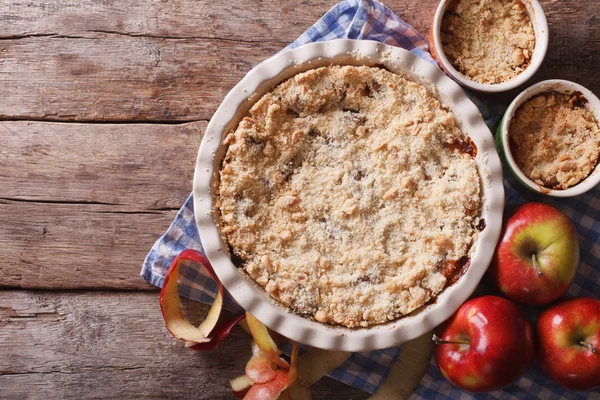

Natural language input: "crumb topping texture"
[509,92,600,190]
[441,0,535,85]
[216,65,481,327]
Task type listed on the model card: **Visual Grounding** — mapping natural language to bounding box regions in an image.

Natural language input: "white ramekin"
[429,0,549,93]
[497,79,600,197]
[193,39,504,351]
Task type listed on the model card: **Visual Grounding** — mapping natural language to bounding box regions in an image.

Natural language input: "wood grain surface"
[0,0,439,42]
[0,200,176,289]
[0,1,598,121]
[0,291,367,399]
[1,0,599,398]
[1,121,202,289]
[1,121,201,207]
[1,37,282,121]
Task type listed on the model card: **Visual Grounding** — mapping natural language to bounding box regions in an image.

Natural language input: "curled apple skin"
[288,342,299,385]
[246,312,289,369]
[434,296,534,393]
[160,249,244,350]
[159,254,212,343]
[246,355,277,384]
[241,317,301,400]
[244,369,289,400]
[189,313,245,352]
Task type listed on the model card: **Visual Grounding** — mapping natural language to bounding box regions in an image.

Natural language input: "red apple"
[434,296,534,392]
[536,297,600,392]
[489,202,579,305]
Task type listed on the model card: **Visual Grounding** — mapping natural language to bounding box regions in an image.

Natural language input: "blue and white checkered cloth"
[141,1,600,398]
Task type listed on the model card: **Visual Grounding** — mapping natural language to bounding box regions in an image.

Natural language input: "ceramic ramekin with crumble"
[496,79,600,197]
[429,0,549,93]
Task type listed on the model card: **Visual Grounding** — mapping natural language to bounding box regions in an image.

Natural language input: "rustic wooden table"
[1,0,598,398]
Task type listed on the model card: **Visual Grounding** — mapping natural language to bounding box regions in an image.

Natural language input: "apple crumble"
[509,92,600,190]
[441,0,535,85]
[216,65,482,327]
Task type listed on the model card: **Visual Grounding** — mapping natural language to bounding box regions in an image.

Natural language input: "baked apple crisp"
[441,0,535,85]
[509,92,600,189]
[216,65,482,327]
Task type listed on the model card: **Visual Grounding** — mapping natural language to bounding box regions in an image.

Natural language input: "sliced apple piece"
[246,312,280,354]
[231,374,254,395]
[246,355,277,384]
[241,320,284,346]
[246,312,289,369]
[244,369,289,400]
[251,340,262,356]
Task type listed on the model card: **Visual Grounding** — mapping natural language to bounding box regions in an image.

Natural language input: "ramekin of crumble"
[429,0,548,93]
[497,79,600,197]
[193,39,505,351]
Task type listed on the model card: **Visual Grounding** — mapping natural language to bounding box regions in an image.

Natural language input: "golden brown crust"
[216,66,481,327]
[441,0,535,85]
[509,92,600,189]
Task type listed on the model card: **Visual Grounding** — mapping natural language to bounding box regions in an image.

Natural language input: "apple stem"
[531,254,543,278]
[579,341,596,354]
[432,334,470,346]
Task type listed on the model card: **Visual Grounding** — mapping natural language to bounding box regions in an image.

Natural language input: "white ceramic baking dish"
[193,39,504,351]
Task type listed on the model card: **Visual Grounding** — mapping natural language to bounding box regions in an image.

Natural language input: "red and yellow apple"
[536,297,600,392]
[434,296,535,392]
[489,202,579,305]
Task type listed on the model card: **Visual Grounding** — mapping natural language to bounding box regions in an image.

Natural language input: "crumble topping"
[509,92,600,190]
[216,65,482,327]
[441,0,535,85]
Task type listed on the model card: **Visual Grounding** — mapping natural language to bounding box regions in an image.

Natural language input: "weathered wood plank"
[0,121,205,289]
[0,291,368,400]
[0,200,176,289]
[1,0,598,121]
[0,37,283,121]
[0,121,202,208]
[0,0,438,43]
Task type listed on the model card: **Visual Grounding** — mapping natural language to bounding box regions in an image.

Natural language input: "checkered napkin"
[141,1,600,398]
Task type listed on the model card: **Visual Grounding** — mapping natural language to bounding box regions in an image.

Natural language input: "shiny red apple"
[537,297,600,392]
[489,202,579,305]
[434,296,535,392]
